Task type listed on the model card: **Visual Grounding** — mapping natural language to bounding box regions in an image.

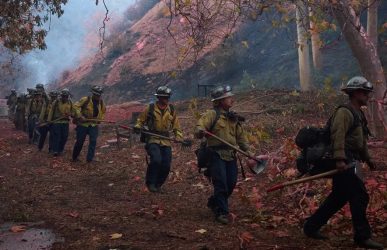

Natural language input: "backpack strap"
[209,108,221,132]
[145,103,155,130]
[50,100,59,120]
[327,104,367,136]
[80,96,91,116]
[338,104,361,135]
[145,103,177,131]
[169,104,175,117]
[100,99,105,112]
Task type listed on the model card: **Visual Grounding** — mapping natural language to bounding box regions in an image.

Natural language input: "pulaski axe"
[204,130,267,175]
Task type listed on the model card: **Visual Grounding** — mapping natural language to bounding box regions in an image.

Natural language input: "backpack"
[51,99,73,121]
[194,109,221,177]
[140,103,175,143]
[73,96,104,125]
[295,105,365,176]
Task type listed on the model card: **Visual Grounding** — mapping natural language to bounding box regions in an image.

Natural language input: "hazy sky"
[21,0,135,88]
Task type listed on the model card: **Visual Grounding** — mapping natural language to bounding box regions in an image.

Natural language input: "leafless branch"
[99,0,109,56]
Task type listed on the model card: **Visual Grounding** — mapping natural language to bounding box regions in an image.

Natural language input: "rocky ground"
[0,90,386,249]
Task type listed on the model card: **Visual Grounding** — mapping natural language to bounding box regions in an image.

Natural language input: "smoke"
[19,0,135,90]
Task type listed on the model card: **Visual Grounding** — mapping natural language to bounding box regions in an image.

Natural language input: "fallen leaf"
[195,229,207,234]
[229,212,237,223]
[110,233,123,239]
[10,225,26,233]
[239,231,254,248]
[67,211,79,218]
[240,231,254,242]
[192,183,205,189]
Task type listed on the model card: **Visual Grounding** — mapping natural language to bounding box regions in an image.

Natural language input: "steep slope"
[60,2,387,104]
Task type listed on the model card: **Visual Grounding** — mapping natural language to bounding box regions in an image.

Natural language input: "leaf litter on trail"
[10,225,27,233]
[195,229,207,234]
[238,231,254,249]
[66,211,79,218]
[110,233,123,239]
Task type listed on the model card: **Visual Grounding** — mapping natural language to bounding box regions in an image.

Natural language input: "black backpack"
[195,109,221,177]
[295,105,365,176]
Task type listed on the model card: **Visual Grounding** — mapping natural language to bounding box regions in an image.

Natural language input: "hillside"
[60,1,387,103]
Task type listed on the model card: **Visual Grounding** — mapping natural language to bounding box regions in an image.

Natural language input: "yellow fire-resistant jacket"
[74,96,106,127]
[135,103,183,146]
[47,99,75,124]
[330,106,370,161]
[196,109,250,161]
[39,99,55,123]
[26,98,45,117]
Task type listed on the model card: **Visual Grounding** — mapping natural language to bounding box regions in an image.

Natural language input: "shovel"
[204,130,267,175]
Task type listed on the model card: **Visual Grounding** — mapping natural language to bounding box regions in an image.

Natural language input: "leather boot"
[355,239,384,249]
[304,230,329,240]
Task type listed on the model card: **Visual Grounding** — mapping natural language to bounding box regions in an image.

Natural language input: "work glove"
[196,129,205,139]
[133,126,141,134]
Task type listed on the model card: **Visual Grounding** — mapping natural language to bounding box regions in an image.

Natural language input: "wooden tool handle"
[204,130,256,160]
[266,169,339,192]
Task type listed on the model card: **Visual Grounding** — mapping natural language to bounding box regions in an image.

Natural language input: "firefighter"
[47,89,74,156]
[134,86,183,193]
[195,85,251,224]
[72,86,106,163]
[38,91,59,152]
[303,76,383,250]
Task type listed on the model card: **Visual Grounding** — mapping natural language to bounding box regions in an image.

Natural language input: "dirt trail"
[0,91,386,249]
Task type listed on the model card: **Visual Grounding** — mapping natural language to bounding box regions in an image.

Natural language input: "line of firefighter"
[5,76,384,249]
[6,84,106,163]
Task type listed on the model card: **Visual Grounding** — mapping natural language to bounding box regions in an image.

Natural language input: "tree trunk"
[332,2,386,138]
[367,0,379,51]
[296,2,312,91]
[309,8,323,71]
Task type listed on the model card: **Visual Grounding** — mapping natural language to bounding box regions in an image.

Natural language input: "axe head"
[180,139,193,150]
[249,159,267,175]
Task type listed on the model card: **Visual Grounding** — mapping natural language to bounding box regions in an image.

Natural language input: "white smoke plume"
[19,0,135,90]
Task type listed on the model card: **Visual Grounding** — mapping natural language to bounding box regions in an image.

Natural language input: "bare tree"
[367,0,379,51]
[169,0,386,137]
[330,0,386,137]
[309,8,322,70]
[296,1,312,91]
